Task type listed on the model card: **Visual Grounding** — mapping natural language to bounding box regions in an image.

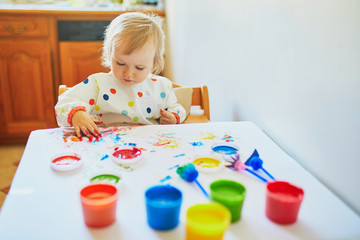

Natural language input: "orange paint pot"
[80,183,118,228]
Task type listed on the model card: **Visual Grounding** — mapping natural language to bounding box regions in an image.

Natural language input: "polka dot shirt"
[55,72,186,127]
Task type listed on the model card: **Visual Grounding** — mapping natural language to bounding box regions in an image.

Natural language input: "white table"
[0,122,359,240]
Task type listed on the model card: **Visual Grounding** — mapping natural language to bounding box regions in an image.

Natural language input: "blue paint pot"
[211,143,239,155]
[145,185,182,231]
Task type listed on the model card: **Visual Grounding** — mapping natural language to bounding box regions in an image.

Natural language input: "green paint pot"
[210,180,246,223]
[89,170,122,186]
[90,174,120,184]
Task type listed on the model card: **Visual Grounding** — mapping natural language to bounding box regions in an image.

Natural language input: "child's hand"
[71,111,102,138]
[159,109,177,125]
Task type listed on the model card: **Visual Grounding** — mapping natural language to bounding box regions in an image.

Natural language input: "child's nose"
[123,66,133,77]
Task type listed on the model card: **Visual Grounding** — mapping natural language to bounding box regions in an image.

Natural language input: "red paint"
[52,155,80,164]
[113,147,141,159]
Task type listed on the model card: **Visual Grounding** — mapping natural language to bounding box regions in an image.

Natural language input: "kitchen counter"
[0,3,165,16]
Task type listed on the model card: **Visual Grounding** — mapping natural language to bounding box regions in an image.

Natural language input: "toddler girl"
[55,12,186,138]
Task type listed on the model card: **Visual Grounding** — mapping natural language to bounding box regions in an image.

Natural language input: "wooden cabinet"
[60,41,109,87]
[0,16,56,144]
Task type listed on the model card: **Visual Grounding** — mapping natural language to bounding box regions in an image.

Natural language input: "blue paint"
[160,175,172,182]
[109,135,121,142]
[168,164,179,170]
[189,142,204,147]
[174,153,185,158]
[100,154,109,161]
[212,145,238,155]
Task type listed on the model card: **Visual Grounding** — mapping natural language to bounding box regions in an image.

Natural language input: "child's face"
[111,41,155,87]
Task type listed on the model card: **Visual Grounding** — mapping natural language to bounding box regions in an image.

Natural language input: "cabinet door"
[60,41,110,88]
[0,40,56,140]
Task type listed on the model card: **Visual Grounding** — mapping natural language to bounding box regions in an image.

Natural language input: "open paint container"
[111,146,142,165]
[211,143,240,162]
[50,153,82,172]
[211,143,239,155]
[89,170,122,187]
[192,154,223,173]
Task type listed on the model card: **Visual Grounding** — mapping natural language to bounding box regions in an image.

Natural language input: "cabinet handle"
[5,24,27,34]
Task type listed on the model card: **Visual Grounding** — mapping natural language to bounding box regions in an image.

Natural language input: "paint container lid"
[51,153,82,172]
[211,143,239,155]
[192,154,223,173]
[89,170,123,187]
[112,146,142,165]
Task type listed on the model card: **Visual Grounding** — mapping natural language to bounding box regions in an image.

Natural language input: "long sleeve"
[55,76,99,127]
[164,85,187,123]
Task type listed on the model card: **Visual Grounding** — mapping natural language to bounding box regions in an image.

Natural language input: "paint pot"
[265,181,304,224]
[192,154,223,173]
[145,185,182,231]
[210,180,246,223]
[112,146,142,165]
[50,153,82,172]
[80,183,118,228]
[89,170,122,187]
[186,202,231,240]
[211,143,239,156]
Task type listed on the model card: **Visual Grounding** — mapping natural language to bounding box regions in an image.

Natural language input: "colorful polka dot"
[97,86,100,91]
[128,101,134,107]
[137,92,143,97]
[146,107,151,113]
[110,88,116,94]
[89,99,95,105]
[121,110,128,115]
[133,116,139,121]
[160,92,166,98]
[94,105,100,111]
[83,79,89,84]
[151,78,157,81]
[99,114,103,117]
[103,94,109,101]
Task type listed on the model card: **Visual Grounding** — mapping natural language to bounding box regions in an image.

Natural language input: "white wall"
[165,0,360,214]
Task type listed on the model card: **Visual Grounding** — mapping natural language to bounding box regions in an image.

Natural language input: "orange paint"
[80,184,118,228]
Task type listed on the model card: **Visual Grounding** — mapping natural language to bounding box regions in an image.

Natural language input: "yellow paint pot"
[192,154,223,173]
[186,202,231,240]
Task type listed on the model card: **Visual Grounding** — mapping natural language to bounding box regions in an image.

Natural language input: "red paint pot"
[112,146,142,165]
[80,184,118,228]
[50,153,82,172]
[265,181,304,224]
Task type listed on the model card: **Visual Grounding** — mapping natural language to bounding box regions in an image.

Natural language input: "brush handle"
[195,179,209,198]
[261,167,275,180]
[245,168,268,183]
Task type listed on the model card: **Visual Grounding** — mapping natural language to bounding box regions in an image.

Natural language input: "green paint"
[90,174,120,184]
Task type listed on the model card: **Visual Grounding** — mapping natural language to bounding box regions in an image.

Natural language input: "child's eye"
[117,62,125,66]
[136,66,144,71]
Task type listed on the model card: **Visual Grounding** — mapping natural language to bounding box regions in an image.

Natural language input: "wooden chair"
[58,83,210,123]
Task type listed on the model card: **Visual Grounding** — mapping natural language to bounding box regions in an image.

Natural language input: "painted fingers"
[159,109,177,125]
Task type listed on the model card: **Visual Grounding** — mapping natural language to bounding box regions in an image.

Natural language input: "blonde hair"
[102,12,165,75]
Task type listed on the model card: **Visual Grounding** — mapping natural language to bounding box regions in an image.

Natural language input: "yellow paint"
[193,158,221,168]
